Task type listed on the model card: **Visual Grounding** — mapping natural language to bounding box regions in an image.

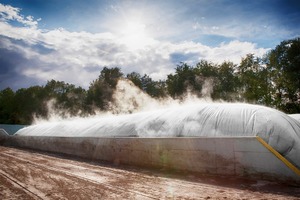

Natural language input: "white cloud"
[0,3,269,89]
[206,40,268,63]
[0,3,39,28]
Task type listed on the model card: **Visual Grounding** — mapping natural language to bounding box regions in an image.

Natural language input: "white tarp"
[16,103,300,168]
[289,114,300,123]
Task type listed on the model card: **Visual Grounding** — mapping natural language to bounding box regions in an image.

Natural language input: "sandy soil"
[0,146,299,200]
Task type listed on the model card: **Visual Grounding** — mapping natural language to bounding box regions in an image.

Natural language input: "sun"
[122,21,146,37]
[118,20,154,50]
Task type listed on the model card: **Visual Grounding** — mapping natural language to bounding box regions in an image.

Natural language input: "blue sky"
[0,0,299,90]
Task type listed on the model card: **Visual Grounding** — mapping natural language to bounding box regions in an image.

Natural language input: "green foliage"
[127,72,167,98]
[44,80,87,116]
[100,67,123,88]
[14,86,47,124]
[166,62,200,98]
[166,60,239,100]
[86,67,123,111]
[195,60,218,98]
[214,61,239,101]
[267,38,300,113]
[0,88,16,124]
[195,60,218,77]
[237,54,267,103]
[141,74,167,98]
[127,72,142,89]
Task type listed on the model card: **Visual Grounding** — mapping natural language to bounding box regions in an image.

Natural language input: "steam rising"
[201,78,214,99]
[34,79,214,124]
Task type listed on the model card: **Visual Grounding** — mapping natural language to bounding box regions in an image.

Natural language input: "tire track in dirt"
[0,169,45,200]
[1,147,167,198]
[0,151,160,200]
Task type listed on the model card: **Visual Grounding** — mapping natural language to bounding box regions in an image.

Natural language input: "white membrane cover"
[289,114,300,123]
[16,103,300,168]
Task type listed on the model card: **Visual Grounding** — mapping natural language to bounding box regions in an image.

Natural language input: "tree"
[195,60,218,98]
[0,88,16,124]
[14,86,46,124]
[237,54,272,104]
[126,72,167,98]
[214,61,239,101]
[127,72,143,89]
[141,74,166,98]
[166,62,199,98]
[267,37,300,113]
[44,80,87,116]
[86,67,123,111]
[195,60,218,77]
[99,67,123,88]
[65,86,87,116]
[166,60,237,100]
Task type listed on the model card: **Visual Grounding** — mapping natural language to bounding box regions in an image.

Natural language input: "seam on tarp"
[256,136,300,176]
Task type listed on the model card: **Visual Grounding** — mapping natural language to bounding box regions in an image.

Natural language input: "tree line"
[0,37,299,125]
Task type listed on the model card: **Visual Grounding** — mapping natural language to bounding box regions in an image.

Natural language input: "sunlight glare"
[119,20,155,50]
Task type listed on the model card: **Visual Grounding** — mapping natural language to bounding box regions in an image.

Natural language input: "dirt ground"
[0,146,299,200]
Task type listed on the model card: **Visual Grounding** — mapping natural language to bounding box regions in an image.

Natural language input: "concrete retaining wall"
[4,136,300,183]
